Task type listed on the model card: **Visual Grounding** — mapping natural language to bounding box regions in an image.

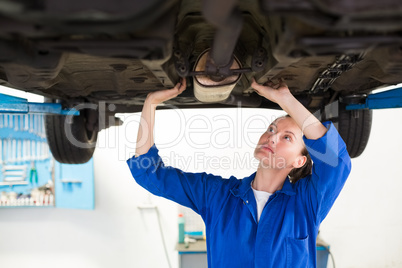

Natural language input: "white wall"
[0,107,401,268]
[0,87,44,102]
[320,108,402,268]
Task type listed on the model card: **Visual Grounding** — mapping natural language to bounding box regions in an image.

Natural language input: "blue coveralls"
[127,122,352,268]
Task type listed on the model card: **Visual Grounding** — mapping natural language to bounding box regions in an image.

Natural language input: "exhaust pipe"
[202,0,243,78]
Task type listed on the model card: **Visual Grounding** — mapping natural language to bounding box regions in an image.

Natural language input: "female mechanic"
[127,78,351,268]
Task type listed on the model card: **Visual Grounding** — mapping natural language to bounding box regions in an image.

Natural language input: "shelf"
[0,181,28,186]
[60,179,83,184]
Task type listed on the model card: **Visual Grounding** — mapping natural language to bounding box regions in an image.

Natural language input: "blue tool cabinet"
[0,113,94,209]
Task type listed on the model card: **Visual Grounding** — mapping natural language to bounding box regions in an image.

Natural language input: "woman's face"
[254,117,307,170]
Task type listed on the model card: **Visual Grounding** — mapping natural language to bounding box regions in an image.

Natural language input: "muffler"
[193,49,241,103]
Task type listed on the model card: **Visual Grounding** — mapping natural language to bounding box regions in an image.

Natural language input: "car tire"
[338,103,372,158]
[44,102,98,164]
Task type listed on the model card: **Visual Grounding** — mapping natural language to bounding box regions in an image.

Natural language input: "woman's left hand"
[146,78,187,105]
[251,78,293,105]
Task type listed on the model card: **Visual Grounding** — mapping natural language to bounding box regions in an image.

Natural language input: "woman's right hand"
[146,78,187,105]
[252,78,327,139]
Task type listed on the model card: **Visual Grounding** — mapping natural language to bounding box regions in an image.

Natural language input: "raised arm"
[129,77,226,216]
[135,78,186,157]
[251,79,327,140]
[252,79,352,222]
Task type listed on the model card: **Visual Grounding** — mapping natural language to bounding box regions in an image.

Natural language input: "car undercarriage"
[1,0,401,163]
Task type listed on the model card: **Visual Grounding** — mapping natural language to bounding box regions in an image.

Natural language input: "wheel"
[338,102,372,158]
[44,101,98,164]
[321,100,372,158]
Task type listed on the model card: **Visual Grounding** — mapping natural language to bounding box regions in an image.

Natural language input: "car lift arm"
[1,86,401,114]
[347,86,402,110]
[0,93,79,115]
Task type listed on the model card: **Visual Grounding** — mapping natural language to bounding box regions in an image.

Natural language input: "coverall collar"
[230,172,296,198]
